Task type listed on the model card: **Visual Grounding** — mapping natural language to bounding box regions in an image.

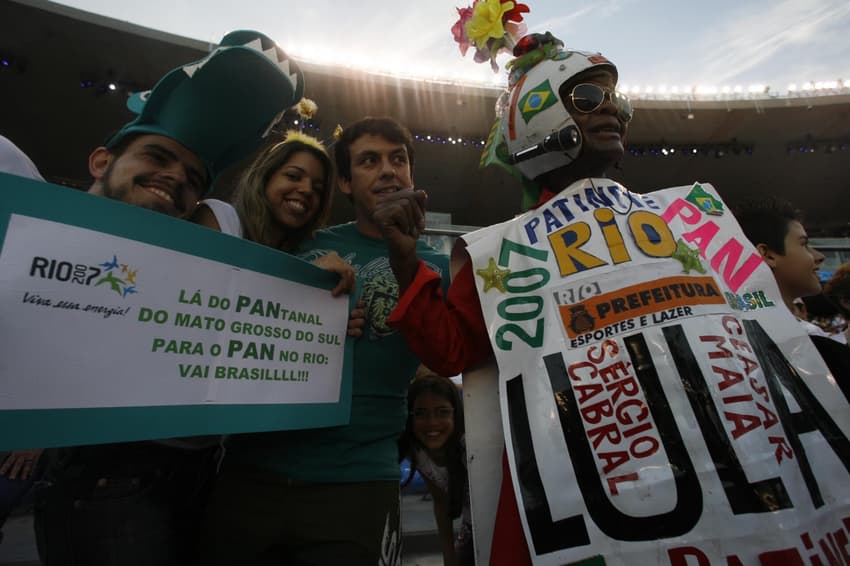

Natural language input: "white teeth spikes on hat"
[240,37,300,87]
[109,30,305,187]
[126,35,301,114]
[181,37,298,90]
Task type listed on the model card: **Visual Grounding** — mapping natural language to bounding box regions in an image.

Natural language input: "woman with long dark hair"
[192,130,354,294]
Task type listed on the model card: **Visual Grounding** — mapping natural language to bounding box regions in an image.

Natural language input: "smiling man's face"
[766,219,825,303]
[88,134,207,218]
[338,133,413,237]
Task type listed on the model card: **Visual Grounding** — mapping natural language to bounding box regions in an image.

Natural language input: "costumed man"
[378,24,850,566]
[201,117,450,566]
[31,30,306,566]
[374,31,632,565]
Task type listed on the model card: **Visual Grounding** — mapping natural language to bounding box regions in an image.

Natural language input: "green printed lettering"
[153,338,204,355]
[178,289,203,305]
[139,308,168,324]
[179,364,209,378]
[280,350,300,362]
[235,295,251,312]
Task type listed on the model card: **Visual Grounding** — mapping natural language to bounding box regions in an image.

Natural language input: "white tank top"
[199,198,243,238]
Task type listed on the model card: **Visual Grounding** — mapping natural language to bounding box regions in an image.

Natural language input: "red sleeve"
[490,451,532,566]
[387,258,491,376]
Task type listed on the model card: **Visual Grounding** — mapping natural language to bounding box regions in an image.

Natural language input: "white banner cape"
[463,179,850,566]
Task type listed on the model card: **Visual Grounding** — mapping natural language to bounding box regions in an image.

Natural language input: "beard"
[100,161,185,217]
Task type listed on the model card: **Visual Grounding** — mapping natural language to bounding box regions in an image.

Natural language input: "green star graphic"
[671,239,706,274]
[475,258,511,293]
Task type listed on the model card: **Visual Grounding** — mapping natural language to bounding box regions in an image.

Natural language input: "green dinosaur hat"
[109,30,304,186]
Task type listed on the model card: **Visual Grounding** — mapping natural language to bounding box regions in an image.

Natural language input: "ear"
[88,147,113,181]
[756,243,779,268]
[337,176,352,197]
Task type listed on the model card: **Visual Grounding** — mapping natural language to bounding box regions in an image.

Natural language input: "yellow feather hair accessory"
[282,129,327,153]
[295,97,318,119]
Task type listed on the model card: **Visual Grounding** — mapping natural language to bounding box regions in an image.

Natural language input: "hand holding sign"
[310,251,355,297]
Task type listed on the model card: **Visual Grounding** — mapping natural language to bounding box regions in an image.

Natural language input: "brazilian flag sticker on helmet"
[518,79,558,124]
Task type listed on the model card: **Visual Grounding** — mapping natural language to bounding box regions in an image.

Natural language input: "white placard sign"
[1,214,348,409]
[0,174,353,448]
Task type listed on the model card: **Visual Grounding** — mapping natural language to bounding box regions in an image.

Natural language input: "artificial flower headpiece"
[504,32,564,87]
[452,0,530,72]
[479,31,588,210]
[452,0,537,204]
[455,0,622,210]
[473,29,561,208]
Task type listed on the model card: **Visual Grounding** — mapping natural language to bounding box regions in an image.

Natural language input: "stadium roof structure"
[2,0,849,234]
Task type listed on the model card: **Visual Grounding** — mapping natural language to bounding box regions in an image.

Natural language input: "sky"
[56,0,850,95]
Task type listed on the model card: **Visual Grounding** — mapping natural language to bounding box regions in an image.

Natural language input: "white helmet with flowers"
[497,32,629,181]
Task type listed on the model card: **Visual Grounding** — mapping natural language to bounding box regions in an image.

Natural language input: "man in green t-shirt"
[204,117,450,566]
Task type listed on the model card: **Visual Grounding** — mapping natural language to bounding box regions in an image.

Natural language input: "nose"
[296,177,314,194]
[159,160,188,185]
[597,91,619,115]
[813,248,825,265]
[378,156,396,178]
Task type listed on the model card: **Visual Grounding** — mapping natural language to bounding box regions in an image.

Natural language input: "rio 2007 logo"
[29,254,140,299]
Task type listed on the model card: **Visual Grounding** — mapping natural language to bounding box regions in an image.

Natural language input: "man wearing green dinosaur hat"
[32,30,305,566]
[84,29,304,219]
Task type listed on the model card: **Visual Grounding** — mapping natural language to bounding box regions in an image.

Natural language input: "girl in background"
[400,372,473,566]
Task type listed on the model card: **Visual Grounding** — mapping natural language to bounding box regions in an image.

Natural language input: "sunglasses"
[569,83,634,123]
